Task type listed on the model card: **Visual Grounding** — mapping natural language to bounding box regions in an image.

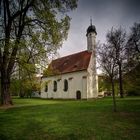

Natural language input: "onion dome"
[86,24,97,36]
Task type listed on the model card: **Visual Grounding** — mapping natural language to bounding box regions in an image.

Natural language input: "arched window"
[53,81,57,92]
[44,84,48,92]
[64,79,68,92]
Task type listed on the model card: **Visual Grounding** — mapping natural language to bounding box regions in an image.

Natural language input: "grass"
[0,97,140,140]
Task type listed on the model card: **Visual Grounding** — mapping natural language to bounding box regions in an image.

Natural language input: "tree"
[124,64,140,96]
[128,23,140,53]
[106,27,126,98]
[124,23,140,95]
[126,22,140,69]
[98,75,112,93]
[97,43,117,112]
[0,0,78,105]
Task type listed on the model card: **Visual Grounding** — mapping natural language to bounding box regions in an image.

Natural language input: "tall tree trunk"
[1,71,13,105]
[119,63,124,98]
[111,77,117,112]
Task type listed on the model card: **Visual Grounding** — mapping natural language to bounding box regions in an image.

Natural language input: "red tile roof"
[47,50,92,75]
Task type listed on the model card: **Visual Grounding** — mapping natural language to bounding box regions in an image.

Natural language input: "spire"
[90,17,92,26]
[86,19,97,36]
[86,18,97,52]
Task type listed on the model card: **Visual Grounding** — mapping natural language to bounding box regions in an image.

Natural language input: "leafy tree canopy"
[0,0,78,105]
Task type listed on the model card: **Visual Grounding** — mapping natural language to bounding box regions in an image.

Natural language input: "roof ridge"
[53,50,90,62]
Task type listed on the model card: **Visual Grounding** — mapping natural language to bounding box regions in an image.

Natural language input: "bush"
[127,90,140,96]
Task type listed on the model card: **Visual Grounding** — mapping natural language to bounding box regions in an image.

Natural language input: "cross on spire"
[90,17,92,25]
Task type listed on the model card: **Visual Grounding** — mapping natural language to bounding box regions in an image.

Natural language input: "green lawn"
[0,97,140,140]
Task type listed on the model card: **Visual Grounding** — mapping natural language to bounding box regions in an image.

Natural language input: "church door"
[76,91,81,100]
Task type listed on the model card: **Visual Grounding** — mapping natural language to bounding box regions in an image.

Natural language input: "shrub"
[127,90,140,96]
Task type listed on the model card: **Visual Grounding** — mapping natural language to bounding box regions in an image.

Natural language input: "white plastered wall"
[41,70,88,99]
[87,52,98,98]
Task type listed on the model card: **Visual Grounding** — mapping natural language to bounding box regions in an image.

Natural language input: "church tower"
[86,20,98,98]
[86,20,97,52]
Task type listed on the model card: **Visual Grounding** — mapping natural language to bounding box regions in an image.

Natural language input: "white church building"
[41,23,98,99]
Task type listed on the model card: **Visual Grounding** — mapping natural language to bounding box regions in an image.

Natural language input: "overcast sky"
[58,0,140,57]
